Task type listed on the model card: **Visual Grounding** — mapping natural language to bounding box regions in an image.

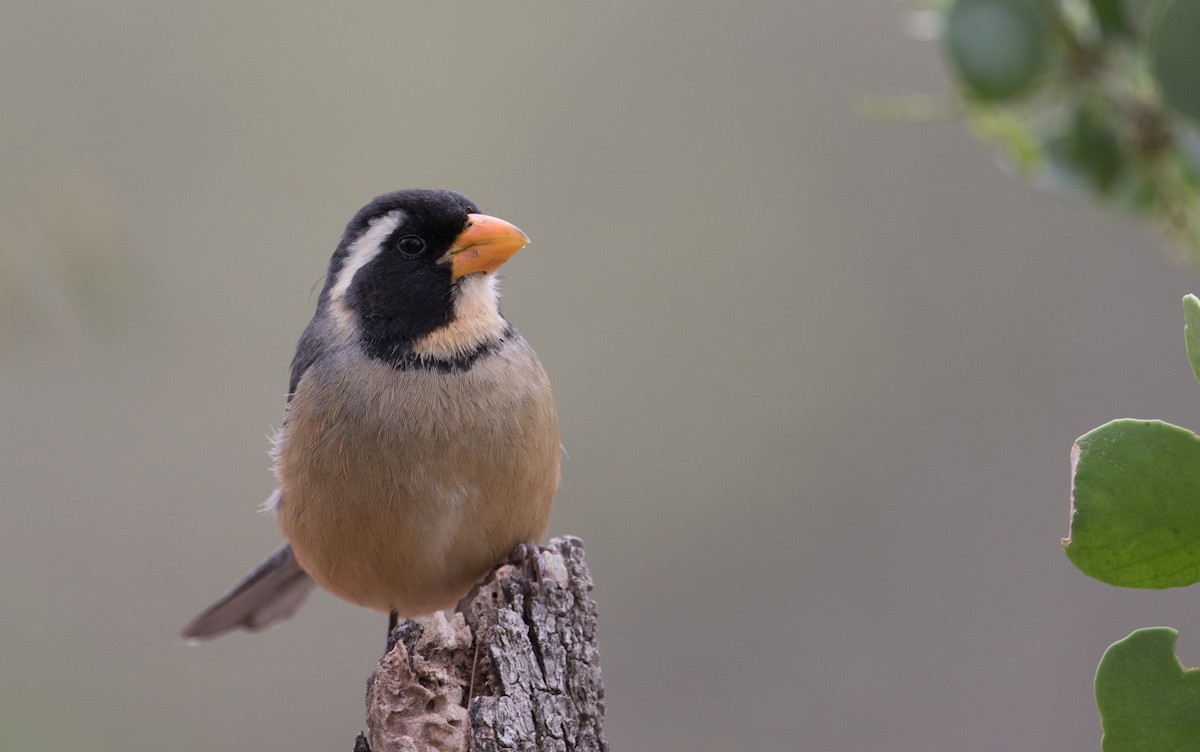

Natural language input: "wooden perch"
[353,536,608,752]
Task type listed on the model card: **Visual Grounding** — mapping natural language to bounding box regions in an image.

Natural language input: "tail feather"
[181,543,316,641]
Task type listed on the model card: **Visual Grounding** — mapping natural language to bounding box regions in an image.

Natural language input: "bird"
[181,188,559,641]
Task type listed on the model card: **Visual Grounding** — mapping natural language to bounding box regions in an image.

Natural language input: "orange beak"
[447,213,530,280]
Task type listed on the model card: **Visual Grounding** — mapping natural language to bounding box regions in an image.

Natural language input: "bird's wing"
[287,319,325,402]
[181,542,316,641]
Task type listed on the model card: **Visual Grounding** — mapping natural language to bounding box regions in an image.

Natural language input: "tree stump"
[354,536,607,752]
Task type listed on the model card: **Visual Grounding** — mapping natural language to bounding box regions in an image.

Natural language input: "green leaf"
[967,108,1044,171]
[1089,0,1132,37]
[945,0,1053,101]
[1043,102,1126,194]
[1123,0,1156,30]
[1096,628,1200,751]
[1149,0,1200,124]
[1072,107,1123,193]
[1184,294,1200,386]
[1065,419,1200,587]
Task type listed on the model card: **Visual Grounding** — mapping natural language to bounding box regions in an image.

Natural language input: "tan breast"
[273,337,559,615]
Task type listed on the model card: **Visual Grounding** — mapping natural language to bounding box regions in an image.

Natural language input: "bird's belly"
[273,356,558,615]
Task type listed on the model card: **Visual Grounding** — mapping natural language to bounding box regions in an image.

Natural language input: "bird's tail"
[181,543,316,642]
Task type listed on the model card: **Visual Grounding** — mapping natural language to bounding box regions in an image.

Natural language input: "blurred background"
[3,1,1198,749]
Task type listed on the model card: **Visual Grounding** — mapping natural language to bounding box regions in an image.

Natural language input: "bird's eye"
[396,235,426,256]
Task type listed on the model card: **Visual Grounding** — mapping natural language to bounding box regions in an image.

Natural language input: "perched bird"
[182,189,559,641]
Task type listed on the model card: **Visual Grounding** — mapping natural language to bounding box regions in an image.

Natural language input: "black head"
[333,188,475,334]
[318,189,526,369]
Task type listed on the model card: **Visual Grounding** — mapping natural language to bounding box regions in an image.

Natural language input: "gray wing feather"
[181,543,316,641]
[288,315,326,401]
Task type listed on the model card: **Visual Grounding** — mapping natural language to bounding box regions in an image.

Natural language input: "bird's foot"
[385,610,400,653]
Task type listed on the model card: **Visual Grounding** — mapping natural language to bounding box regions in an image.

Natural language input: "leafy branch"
[912,0,1200,747]
[934,0,1200,255]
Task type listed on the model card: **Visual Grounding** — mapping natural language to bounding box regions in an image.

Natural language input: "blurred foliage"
[30,175,147,335]
[929,0,1200,256]
[0,175,145,348]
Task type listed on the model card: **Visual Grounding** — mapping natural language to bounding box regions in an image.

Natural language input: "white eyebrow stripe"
[329,210,405,303]
[327,209,404,334]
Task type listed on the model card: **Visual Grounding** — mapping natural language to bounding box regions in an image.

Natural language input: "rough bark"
[355,536,607,752]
